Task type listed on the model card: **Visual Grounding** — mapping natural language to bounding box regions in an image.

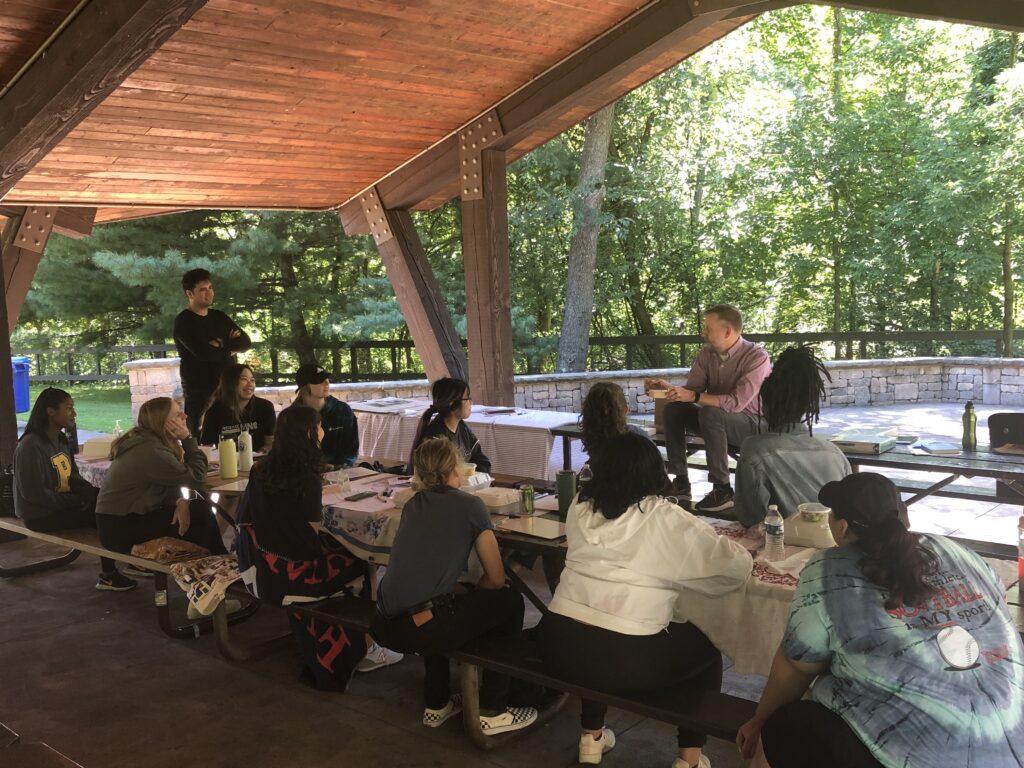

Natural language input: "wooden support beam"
[461,150,514,406]
[348,196,468,383]
[52,208,96,240]
[339,0,733,232]
[3,206,55,331]
[0,217,21,467]
[0,0,210,200]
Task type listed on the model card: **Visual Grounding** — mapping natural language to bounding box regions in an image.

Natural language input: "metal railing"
[14,329,1022,384]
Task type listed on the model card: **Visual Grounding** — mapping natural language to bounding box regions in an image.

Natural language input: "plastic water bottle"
[764,505,786,562]
[113,419,123,438]
[237,429,253,471]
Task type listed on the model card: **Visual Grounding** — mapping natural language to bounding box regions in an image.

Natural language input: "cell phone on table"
[344,491,377,501]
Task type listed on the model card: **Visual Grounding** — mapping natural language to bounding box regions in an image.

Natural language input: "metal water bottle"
[962,401,977,451]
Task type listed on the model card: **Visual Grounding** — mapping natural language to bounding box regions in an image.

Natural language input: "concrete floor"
[3,402,1019,767]
[0,539,754,768]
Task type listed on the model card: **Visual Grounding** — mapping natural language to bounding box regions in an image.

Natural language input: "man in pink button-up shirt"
[646,304,770,513]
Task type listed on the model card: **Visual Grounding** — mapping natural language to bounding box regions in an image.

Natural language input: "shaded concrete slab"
[0,542,750,768]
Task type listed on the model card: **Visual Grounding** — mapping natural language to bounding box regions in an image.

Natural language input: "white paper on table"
[533,494,561,513]
[757,547,818,577]
[323,486,393,513]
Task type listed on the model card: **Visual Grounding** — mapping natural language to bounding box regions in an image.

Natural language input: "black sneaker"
[96,571,138,592]
[695,486,735,513]
[666,481,694,512]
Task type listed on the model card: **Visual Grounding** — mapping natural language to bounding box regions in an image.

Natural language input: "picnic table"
[351,398,578,481]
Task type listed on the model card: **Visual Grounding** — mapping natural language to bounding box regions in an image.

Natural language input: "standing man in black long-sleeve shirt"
[173,269,252,435]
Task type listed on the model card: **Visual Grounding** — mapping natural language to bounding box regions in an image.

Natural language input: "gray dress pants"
[663,402,765,487]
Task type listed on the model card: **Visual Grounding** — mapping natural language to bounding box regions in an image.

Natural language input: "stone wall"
[123,356,1024,420]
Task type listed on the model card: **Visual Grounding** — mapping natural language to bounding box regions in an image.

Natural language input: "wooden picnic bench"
[294,594,757,751]
[0,722,83,768]
[0,517,260,643]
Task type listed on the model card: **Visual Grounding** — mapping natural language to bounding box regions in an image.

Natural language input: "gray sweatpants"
[663,402,764,487]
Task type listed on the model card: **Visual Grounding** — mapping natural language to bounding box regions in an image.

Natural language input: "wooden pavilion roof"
[0,0,750,221]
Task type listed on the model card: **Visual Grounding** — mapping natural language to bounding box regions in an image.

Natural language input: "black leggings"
[96,499,226,556]
[538,611,721,748]
[762,700,882,768]
[24,499,117,574]
[371,587,525,713]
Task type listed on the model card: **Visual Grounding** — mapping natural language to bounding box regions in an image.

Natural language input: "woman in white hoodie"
[538,431,753,768]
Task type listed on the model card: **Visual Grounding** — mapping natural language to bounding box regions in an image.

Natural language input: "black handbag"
[987,412,1024,500]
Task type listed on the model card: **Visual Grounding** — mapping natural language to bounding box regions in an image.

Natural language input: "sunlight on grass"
[18,383,132,434]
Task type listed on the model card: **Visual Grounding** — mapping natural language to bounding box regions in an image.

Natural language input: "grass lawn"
[17,382,133,434]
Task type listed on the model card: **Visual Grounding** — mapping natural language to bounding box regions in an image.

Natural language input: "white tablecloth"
[353,401,580,481]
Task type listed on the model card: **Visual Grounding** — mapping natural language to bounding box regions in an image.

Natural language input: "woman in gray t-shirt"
[372,437,537,737]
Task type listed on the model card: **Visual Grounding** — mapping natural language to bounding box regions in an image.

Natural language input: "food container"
[458,463,477,477]
[798,502,830,522]
[471,487,522,516]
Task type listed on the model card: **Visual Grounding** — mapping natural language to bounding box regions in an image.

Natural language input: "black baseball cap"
[818,472,906,532]
[295,363,329,390]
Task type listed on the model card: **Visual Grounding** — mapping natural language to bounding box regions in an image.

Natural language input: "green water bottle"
[962,401,977,451]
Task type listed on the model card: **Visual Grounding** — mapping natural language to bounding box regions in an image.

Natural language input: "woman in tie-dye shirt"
[737,473,1024,768]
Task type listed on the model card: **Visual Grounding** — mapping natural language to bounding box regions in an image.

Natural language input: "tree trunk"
[266,218,318,365]
[1002,32,1018,358]
[556,103,615,372]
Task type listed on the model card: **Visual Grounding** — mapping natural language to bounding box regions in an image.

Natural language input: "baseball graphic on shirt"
[936,626,981,670]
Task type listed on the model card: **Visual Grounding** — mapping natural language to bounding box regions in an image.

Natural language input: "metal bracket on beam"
[13,206,56,253]
[458,110,504,201]
[358,188,393,245]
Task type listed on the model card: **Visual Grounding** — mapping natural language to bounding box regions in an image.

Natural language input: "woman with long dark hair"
[236,405,400,691]
[198,363,276,451]
[737,473,1024,768]
[13,388,136,591]
[408,377,490,473]
[578,382,651,467]
[95,397,225,559]
[539,431,752,767]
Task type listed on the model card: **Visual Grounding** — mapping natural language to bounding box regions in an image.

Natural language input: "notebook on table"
[911,440,961,456]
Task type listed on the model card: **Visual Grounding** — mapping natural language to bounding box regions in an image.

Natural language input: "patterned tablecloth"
[352,401,580,482]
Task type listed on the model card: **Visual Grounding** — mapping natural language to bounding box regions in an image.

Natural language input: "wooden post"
[0,218,21,466]
[461,148,515,405]
[348,193,468,383]
[3,206,56,330]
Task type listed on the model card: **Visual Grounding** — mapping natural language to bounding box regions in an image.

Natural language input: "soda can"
[519,485,535,515]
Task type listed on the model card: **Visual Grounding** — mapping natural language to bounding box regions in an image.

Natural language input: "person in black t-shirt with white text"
[173,268,251,435]
[199,363,276,452]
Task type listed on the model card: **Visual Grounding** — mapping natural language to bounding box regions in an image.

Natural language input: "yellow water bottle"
[219,435,238,480]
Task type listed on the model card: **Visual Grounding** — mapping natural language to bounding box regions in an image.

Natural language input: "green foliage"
[15,11,1024,370]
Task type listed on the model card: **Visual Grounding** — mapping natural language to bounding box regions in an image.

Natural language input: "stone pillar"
[124,358,182,420]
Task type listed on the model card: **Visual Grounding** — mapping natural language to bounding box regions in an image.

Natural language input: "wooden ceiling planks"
[5,0,658,211]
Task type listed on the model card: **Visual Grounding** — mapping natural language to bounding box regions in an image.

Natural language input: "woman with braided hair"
[732,345,850,528]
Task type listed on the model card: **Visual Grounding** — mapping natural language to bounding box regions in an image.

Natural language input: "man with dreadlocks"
[732,345,850,528]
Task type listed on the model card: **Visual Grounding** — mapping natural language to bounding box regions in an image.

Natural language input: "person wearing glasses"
[408,377,491,474]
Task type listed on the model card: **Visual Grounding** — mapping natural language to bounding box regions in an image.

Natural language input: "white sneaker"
[671,755,710,768]
[187,598,241,620]
[479,706,538,736]
[579,728,616,764]
[355,641,404,673]
[423,694,462,728]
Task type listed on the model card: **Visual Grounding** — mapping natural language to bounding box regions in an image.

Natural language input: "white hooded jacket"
[549,495,754,636]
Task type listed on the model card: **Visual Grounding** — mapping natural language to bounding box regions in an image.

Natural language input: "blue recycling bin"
[11,356,31,413]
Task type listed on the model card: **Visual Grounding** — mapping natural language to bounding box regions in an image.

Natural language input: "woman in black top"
[13,388,136,592]
[236,405,399,690]
[408,377,491,473]
[199,363,276,451]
